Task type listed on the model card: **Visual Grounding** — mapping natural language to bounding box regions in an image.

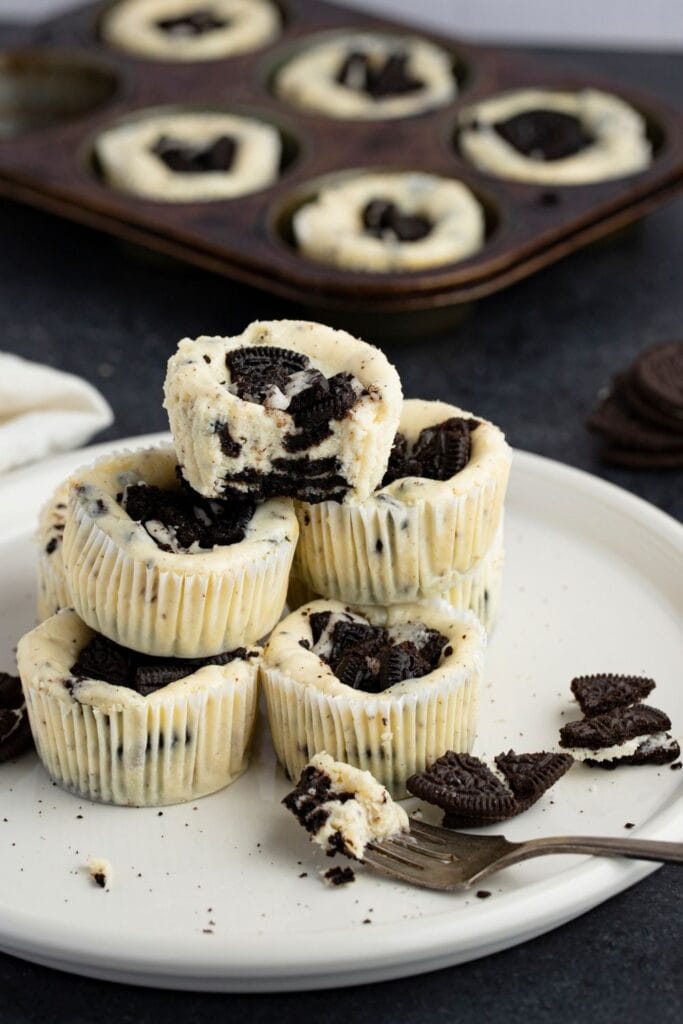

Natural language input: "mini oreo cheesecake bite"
[95,111,281,202]
[17,610,260,805]
[459,87,651,185]
[102,0,281,61]
[276,32,456,120]
[61,445,297,658]
[260,599,486,797]
[36,479,71,621]
[164,320,402,503]
[292,399,511,606]
[293,172,485,273]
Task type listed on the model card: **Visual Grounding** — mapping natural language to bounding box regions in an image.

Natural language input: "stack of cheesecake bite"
[18,319,511,806]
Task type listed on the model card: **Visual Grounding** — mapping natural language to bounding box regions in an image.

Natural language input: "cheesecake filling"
[282,751,409,859]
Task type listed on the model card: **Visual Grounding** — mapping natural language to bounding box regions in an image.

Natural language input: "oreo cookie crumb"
[45,537,59,555]
[323,866,356,886]
[671,762,682,771]
[624,822,635,829]
[71,632,246,696]
[476,890,492,899]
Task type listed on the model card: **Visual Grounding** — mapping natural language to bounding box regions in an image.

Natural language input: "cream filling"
[307,752,409,859]
[565,731,676,763]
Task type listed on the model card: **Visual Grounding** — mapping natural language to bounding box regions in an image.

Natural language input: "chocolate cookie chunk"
[0,671,33,762]
[122,479,255,552]
[560,703,680,768]
[317,616,448,694]
[152,134,236,174]
[156,8,227,36]
[323,865,356,886]
[362,199,432,243]
[282,764,351,838]
[383,417,479,485]
[337,50,423,99]
[407,749,573,827]
[493,109,593,161]
[571,673,656,717]
[71,632,245,696]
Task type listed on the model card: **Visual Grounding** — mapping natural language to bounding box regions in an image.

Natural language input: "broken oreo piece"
[71,632,246,696]
[560,704,680,768]
[383,417,479,485]
[571,673,656,717]
[152,134,236,174]
[406,749,573,827]
[0,671,33,762]
[493,109,593,161]
[122,480,255,552]
[336,49,423,99]
[362,199,432,243]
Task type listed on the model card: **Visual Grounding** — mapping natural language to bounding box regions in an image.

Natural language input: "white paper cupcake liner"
[289,525,505,634]
[260,601,485,798]
[18,610,260,806]
[61,446,297,656]
[35,479,71,621]
[293,400,511,604]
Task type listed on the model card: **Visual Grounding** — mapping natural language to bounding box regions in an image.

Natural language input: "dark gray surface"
[0,42,681,1024]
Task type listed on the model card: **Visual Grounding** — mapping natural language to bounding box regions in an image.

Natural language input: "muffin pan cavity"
[0,0,681,315]
[0,49,118,138]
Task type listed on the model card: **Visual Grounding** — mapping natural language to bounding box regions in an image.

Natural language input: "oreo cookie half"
[559,704,680,769]
[406,749,573,827]
[632,341,683,423]
[0,671,33,762]
[570,673,656,718]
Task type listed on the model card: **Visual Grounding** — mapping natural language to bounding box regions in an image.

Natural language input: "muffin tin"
[1,0,682,313]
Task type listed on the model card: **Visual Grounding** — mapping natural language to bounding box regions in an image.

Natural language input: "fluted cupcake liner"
[18,610,259,806]
[260,601,485,798]
[289,524,505,633]
[61,446,298,657]
[293,401,511,605]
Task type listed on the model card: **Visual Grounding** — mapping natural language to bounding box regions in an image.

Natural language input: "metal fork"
[362,817,683,891]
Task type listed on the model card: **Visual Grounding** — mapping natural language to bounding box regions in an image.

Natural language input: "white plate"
[0,434,681,992]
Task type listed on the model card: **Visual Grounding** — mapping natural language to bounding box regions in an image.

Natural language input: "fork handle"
[510,835,683,865]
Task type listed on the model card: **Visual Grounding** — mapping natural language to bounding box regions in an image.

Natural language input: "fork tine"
[363,846,466,891]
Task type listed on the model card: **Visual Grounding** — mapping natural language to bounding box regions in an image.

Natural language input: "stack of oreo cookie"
[588,340,683,469]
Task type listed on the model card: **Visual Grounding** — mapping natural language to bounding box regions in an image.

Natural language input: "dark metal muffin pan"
[1,0,682,313]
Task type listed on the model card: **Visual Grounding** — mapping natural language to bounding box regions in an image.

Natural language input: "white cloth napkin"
[0,352,114,474]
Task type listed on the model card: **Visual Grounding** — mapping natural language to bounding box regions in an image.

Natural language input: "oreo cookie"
[559,704,680,768]
[156,8,226,36]
[571,673,656,717]
[493,109,593,161]
[152,135,236,174]
[336,50,423,100]
[588,342,683,468]
[122,479,255,552]
[71,632,246,697]
[314,616,448,694]
[0,671,33,762]
[362,199,432,243]
[406,749,573,827]
[382,417,479,485]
